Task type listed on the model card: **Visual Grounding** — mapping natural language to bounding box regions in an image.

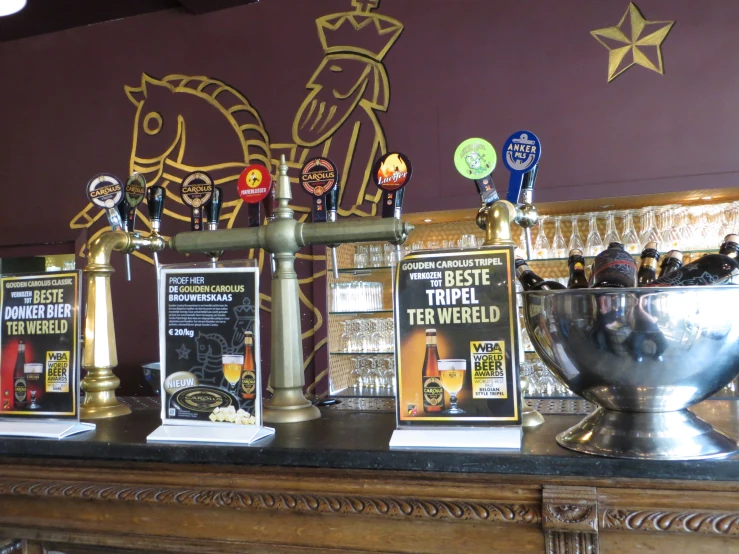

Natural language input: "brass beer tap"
[80,184,166,419]
[170,155,413,423]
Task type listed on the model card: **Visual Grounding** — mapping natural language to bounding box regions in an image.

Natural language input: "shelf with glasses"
[336,265,392,274]
[526,249,714,264]
[332,387,395,399]
[329,310,393,315]
[330,351,394,356]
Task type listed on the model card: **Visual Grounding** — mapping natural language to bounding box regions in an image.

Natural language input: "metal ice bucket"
[522,286,739,460]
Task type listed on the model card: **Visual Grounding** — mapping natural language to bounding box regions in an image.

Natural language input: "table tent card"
[390,248,522,449]
[0,272,94,438]
[147,261,274,444]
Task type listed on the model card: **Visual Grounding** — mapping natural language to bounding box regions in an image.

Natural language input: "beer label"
[14,378,26,404]
[422,376,444,407]
[299,157,338,197]
[172,386,234,413]
[372,152,412,192]
[470,341,508,399]
[642,257,658,270]
[180,172,214,208]
[454,138,497,180]
[124,173,147,207]
[86,174,124,209]
[240,370,256,396]
[45,351,69,392]
[237,164,272,204]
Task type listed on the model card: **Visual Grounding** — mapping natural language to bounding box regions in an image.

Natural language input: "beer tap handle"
[326,186,340,279]
[520,165,538,206]
[146,185,165,271]
[474,174,500,206]
[117,198,133,281]
[502,130,541,204]
[205,186,223,231]
[372,152,412,265]
[86,174,124,231]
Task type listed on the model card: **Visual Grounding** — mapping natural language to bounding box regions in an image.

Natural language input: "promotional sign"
[394,248,521,427]
[180,171,214,231]
[299,157,338,223]
[0,272,81,419]
[502,130,541,204]
[86,174,124,231]
[156,262,266,431]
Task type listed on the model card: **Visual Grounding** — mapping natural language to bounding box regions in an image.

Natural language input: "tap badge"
[299,157,338,198]
[502,131,541,174]
[125,173,147,207]
[180,171,214,208]
[372,152,412,192]
[86,174,124,209]
[237,164,272,204]
[454,138,497,180]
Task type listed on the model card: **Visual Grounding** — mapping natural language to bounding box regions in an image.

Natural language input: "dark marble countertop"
[1,398,739,481]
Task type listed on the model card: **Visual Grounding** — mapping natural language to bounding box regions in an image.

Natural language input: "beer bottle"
[240,331,256,400]
[651,235,739,286]
[13,341,26,410]
[515,257,566,291]
[422,329,444,413]
[637,242,660,286]
[658,250,683,278]
[590,242,637,288]
[566,249,589,289]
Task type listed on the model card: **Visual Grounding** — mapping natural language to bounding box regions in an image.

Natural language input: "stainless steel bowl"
[522,286,739,460]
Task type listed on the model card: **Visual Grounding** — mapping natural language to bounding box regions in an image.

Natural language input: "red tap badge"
[237,164,272,204]
[372,152,412,192]
[299,157,338,198]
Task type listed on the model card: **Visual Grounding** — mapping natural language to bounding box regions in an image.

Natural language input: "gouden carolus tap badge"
[591,2,674,83]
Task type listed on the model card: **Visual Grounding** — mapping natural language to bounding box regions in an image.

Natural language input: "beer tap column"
[170,155,413,423]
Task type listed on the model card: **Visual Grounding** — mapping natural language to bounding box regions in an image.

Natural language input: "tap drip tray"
[556,407,739,460]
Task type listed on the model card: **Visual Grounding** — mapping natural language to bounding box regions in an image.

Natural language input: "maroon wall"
[1,0,737,393]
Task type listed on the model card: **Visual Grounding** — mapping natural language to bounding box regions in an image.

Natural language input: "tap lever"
[502,130,541,204]
[474,174,499,206]
[86,174,125,231]
[520,164,538,206]
[205,186,223,231]
[180,171,214,231]
[146,184,166,270]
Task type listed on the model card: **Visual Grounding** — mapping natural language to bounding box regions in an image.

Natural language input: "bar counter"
[0,399,738,553]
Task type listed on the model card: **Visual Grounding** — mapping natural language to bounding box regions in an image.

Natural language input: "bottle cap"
[607,242,624,249]
[723,234,739,245]
[666,250,683,262]
[644,241,659,251]
[568,249,583,257]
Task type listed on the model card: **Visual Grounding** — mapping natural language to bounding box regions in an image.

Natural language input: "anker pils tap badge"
[372,152,412,192]
[299,157,338,198]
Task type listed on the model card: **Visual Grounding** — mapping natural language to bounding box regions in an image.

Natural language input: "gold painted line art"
[69,0,404,390]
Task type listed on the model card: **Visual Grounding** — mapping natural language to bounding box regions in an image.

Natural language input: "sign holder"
[0,271,94,439]
[388,248,522,450]
[147,260,274,445]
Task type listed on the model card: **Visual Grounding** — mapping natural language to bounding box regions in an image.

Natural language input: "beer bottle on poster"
[515,257,566,291]
[651,234,739,286]
[240,331,257,401]
[566,249,589,289]
[13,341,27,410]
[422,329,444,413]
[637,242,660,286]
[658,250,683,278]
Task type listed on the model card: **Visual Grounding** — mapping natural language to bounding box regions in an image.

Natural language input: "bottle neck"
[719,242,739,259]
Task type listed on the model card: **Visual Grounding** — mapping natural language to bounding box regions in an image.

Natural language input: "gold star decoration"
[591,2,675,82]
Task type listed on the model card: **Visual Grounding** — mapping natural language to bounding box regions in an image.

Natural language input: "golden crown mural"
[68,0,404,388]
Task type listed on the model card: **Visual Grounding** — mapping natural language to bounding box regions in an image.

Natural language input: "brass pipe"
[81,230,165,419]
[169,155,412,423]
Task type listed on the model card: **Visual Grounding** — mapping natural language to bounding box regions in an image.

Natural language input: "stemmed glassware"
[551,216,567,259]
[585,214,603,256]
[659,207,680,251]
[603,212,621,247]
[533,217,550,259]
[568,216,585,253]
[621,210,640,254]
[639,208,661,247]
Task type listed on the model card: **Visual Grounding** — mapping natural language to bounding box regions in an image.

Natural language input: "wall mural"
[68,0,404,390]
[591,2,674,83]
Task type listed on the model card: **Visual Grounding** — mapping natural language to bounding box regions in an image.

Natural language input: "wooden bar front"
[0,402,736,554]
